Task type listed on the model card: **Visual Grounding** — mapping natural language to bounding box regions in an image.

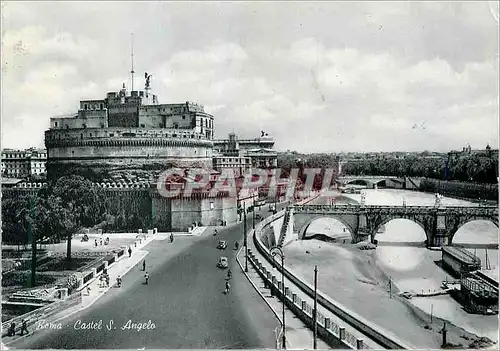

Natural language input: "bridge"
[337,176,405,188]
[285,204,498,247]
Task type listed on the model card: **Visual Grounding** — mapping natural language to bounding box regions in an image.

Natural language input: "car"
[400,292,412,299]
[217,240,227,250]
[217,256,228,269]
[255,214,262,220]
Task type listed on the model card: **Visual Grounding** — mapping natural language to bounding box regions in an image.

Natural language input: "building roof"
[245,148,276,153]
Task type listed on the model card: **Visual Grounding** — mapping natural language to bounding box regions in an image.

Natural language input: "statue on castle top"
[145,72,152,89]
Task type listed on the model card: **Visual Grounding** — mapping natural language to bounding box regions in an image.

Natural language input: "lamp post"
[28,195,37,288]
[313,265,318,349]
[271,246,286,349]
[252,197,255,230]
[243,203,248,272]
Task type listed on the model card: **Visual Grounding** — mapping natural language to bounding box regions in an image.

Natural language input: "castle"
[35,77,280,232]
[45,83,215,178]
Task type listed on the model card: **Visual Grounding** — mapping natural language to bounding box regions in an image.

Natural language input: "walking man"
[128,246,132,258]
[20,319,28,336]
[142,260,146,271]
[8,322,15,337]
[144,272,150,285]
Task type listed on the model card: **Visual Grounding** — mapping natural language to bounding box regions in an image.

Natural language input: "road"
[9,214,281,349]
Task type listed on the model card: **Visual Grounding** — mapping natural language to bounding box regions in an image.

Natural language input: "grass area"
[1,249,47,259]
[37,257,100,272]
[1,271,60,289]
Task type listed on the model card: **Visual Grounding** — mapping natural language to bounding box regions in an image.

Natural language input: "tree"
[1,193,31,247]
[43,176,106,260]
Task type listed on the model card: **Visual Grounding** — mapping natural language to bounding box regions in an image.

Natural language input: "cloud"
[1,2,498,153]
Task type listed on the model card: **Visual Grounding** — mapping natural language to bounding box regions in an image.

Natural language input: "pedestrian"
[144,272,149,285]
[105,274,110,287]
[100,238,103,246]
[95,239,98,247]
[20,319,28,336]
[142,260,146,271]
[8,322,15,337]
[128,246,132,257]
[87,286,91,296]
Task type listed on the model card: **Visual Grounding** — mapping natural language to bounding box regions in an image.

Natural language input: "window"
[182,115,186,120]
[100,103,104,110]
[55,122,58,127]
[84,104,88,110]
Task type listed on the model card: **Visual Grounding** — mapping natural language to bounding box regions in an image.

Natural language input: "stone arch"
[346,179,375,188]
[298,215,356,240]
[449,217,499,244]
[372,216,430,243]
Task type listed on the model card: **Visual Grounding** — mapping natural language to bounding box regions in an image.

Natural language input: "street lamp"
[270,246,286,349]
[243,203,248,272]
[252,197,255,230]
[28,195,37,287]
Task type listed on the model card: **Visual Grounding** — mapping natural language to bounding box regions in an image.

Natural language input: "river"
[283,189,498,349]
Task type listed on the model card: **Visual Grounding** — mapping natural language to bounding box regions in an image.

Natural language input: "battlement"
[45,128,214,149]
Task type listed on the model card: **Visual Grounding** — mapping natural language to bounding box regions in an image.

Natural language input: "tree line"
[2,176,107,260]
[277,151,498,185]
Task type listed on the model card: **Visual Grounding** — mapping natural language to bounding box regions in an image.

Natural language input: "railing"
[247,249,361,349]
[252,203,410,349]
[277,207,292,247]
[1,292,82,337]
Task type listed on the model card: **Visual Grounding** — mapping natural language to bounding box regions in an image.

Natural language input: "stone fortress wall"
[3,183,237,232]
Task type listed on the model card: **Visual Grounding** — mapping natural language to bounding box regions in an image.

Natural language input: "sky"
[1,1,499,153]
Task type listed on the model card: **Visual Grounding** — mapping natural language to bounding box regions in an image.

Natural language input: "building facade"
[1,148,47,178]
[213,133,278,172]
[45,84,215,178]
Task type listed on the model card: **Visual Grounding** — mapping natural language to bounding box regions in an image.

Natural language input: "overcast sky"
[1,1,499,153]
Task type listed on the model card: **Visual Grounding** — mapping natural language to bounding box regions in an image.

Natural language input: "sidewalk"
[237,248,331,350]
[2,234,156,346]
[246,231,386,349]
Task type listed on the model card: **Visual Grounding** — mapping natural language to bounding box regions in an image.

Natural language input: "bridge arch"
[298,215,356,241]
[372,217,430,244]
[450,217,499,245]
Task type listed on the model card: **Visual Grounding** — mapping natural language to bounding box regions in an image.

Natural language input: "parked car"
[217,240,228,250]
[217,256,228,269]
[255,214,262,220]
